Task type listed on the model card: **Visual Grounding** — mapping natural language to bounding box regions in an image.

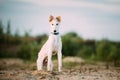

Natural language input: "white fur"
[37,15,62,72]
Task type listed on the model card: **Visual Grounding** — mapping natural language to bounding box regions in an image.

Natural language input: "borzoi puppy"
[37,15,62,72]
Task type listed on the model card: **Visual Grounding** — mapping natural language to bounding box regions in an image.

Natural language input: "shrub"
[62,32,82,56]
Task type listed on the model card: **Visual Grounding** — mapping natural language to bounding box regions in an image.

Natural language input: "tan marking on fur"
[56,16,61,22]
[43,51,56,66]
[49,15,54,22]
[43,56,48,66]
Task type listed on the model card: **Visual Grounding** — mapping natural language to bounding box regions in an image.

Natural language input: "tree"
[0,20,4,42]
[14,29,19,38]
[6,20,11,37]
[5,20,11,44]
[13,29,21,44]
[0,20,3,35]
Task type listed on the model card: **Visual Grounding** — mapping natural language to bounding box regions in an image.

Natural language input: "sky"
[0,0,120,41]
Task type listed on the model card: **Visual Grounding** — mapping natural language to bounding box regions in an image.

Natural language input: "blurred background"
[0,0,120,69]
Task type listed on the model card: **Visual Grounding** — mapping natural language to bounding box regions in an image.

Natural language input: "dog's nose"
[54,30,56,33]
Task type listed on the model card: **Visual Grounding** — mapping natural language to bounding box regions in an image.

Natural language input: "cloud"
[1,0,120,14]
[107,0,120,3]
[1,0,120,41]
[18,0,120,14]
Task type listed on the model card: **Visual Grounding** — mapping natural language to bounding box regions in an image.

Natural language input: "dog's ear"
[49,15,54,22]
[56,16,61,22]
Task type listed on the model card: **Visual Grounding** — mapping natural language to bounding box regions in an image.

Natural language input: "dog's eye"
[56,23,58,25]
[52,24,54,26]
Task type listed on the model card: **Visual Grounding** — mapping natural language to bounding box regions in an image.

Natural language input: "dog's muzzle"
[51,32,59,35]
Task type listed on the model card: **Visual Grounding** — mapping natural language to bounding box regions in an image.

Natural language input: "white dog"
[37,15,62,72]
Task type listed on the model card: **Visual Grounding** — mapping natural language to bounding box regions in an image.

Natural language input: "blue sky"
[0,0,120,41]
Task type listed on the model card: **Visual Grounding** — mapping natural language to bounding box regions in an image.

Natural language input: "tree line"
[0,20,120,66]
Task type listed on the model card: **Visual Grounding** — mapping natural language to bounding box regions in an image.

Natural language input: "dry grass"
[0,57,120,80]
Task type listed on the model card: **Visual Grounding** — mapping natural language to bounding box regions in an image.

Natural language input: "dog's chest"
[52,37,59,50]
[50,35,60,53]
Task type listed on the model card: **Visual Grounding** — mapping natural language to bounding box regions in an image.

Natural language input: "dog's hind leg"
[50,61,53,71]
[47,51,52,71]
[37,58,43,70]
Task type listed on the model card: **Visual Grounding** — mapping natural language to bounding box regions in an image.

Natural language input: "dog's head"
[49,15,61,35]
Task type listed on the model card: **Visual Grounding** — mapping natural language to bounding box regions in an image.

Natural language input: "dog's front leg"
[47,50,52,71]
[58,50,62,72]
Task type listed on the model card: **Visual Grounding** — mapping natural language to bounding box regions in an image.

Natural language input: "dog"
[37,15,62,72]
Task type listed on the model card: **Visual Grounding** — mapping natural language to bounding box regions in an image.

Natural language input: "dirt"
[0,57,120,80]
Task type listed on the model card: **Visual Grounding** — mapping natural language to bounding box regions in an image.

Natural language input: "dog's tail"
[43,56,48,66]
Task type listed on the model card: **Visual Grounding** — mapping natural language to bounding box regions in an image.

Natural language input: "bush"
[96,39,120,66]
[96,40,111,61]
[18,43,31,60]
[18,41,42,61]
[62,32,83,56]
[77,46,94,59]
[17,34,47,61]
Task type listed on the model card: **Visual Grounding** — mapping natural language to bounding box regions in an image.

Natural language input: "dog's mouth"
[54,30,59,33]
[51,31,59,35]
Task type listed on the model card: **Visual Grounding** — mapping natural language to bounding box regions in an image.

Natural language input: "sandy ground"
[0,57,120,80]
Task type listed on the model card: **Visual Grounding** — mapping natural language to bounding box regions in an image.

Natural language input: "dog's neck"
[51,32,59,35]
